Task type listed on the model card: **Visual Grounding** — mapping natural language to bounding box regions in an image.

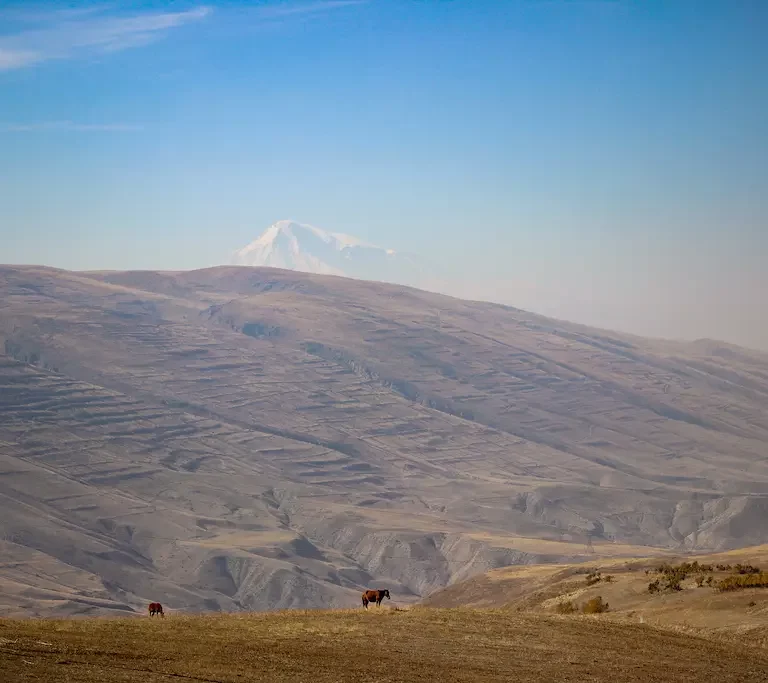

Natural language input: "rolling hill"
[1,263,767,616]
[423,544,768,646]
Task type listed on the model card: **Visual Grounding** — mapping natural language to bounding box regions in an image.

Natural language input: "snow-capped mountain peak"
[231,220,415,284]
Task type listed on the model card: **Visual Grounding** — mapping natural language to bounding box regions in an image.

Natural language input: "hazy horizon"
[2,1,766,350]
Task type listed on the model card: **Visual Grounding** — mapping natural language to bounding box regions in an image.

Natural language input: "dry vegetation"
[424,545,768,647]
[717,573,768,592]
[3,608,768,683]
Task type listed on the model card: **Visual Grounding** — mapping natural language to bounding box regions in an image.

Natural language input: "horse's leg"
[362,598,368,609]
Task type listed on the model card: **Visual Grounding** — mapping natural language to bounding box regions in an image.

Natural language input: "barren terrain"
[3,608,768,683]
[1,264,767,615]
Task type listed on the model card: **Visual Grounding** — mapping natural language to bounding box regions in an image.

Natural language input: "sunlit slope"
[424,545,768,645]
[1,264,767,614]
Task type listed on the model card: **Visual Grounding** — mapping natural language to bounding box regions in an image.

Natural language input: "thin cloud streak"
[0,6,211,71]
[0,121,144,133]
[0,3,366,72]
[0,6,109,24]
[0,47,41,70]
[255,1,370,19]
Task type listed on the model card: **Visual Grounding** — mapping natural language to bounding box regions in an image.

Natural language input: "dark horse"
[148,602,164,617]
[361,589,390,608]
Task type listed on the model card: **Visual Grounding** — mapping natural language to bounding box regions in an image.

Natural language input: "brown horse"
[148,602,164,617]
[361,589,390,608]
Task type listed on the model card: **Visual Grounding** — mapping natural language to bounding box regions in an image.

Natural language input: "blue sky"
[1,0,766,348]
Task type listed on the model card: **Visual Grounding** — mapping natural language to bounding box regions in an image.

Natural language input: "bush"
[585,570,602,587]
[716,573,768,592]
[603,575,614,583]
[735,564,761,575]
[582,596,609,614]
[648,580,661,594]
[555,600,576,614]
[651,561,711,591]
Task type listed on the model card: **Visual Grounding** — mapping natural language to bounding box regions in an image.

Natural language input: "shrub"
[585,570,602,587]
[603,575,614,583]
[716,573,768,592]
[582,596,609,614]
[735,564,761,575]
[650,561,715,591]
[648,580,661,594]
[555,600,576,614]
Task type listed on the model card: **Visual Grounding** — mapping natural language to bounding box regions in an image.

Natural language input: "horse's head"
[383,590,391,600]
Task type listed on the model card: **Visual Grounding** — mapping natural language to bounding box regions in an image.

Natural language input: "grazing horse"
[362,589,390,608]
[148,602,164,617]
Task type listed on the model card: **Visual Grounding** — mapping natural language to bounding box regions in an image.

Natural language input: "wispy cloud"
[0,47,40,70]
[528,0,627,9]
[0,5,211,71]
[255,1,369,19]
[0,3,370,71]
[0,121,143,133]
[0,6,110,24]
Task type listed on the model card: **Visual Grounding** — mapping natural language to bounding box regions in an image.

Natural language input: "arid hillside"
[424,544,768,646]
[1,264,767,616]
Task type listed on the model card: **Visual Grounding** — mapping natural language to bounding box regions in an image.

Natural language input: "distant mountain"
[231,220,425,287]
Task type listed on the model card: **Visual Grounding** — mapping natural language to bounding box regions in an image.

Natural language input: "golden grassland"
[2,607,768,683]
[423,545,768,647]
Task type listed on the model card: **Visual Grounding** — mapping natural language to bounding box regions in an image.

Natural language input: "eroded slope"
[1,265,767,615]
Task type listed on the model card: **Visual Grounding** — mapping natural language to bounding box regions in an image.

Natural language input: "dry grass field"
[1,264,768,615]
[3,608,768,683]
[424,545,768,647]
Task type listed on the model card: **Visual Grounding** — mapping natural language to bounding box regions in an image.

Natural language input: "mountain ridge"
[1,263,767,616]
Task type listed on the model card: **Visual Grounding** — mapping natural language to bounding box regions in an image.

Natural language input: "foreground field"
[2,608,768,683]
